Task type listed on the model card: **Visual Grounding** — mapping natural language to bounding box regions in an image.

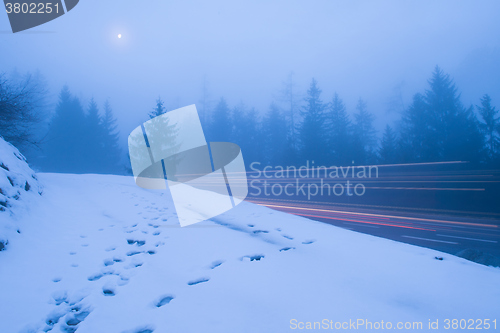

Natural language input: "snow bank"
[0,173,498,333]
[0,136,42,250]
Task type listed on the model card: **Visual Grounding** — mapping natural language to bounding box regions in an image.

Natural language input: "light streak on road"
[249,202,499,229]
[401,235,459,244]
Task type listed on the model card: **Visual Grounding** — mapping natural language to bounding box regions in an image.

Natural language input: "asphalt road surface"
[242,162,500,263]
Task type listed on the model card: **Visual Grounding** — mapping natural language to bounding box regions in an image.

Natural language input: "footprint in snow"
[87,268,115,281]
[187,277,210,286]
[125,259,144,269]
[102,286,116,296]
[64,308,91,329]
[103,259,115,266]
[154,295,175,307]
[127,239,146,246]
[241,254,264,261]
[302,239,316,245]
[210,260,224,269]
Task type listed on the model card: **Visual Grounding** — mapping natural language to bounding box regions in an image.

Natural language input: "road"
[242,161,500,262]
[246,197,500,259]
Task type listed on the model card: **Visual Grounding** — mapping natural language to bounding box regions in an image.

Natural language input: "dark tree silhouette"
[209,97,232,142]
[43,86,87,173]
[398,93,436,162]
[327,92,352,165]
[149,97,166,119]
[280,72,301,158]
[261,103,287,165]
[84,98,105,173]
[400,66,484,163]
[101,100,122,174]
[477,94,500,163]
[231,102,262,166]
[299,79,328,164]
[351,98,377,164]
[379,125,397,164]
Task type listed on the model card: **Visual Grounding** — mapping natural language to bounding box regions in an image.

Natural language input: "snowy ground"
[1,172,499,333]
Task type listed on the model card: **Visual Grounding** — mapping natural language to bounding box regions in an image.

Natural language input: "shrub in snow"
[0,136,42,251]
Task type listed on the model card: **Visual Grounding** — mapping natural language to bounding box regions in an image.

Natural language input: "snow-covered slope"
[0,173,499,333]
[0,137,42,251]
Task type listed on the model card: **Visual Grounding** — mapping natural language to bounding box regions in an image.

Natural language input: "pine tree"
[426,66,484,163]
[399,93,436,162]
[231,101,248,145]
[199,76,212,128]
[351,98,377,164]
[262,103,287,165]
[84,98,105,172]
[43,86,87,173]
[327,93,351,165]
[140,97,180,179]
[399,66,484,164]
[477,94,500,162]
[231,103,262,166]
[209,97,232,142]
[101,100,122,174]
[280,72,301,161]
[299,79,328,164]
[379,125,397,164]
[149,97,166,119]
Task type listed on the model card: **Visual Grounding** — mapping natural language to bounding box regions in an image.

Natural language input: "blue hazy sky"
[2,0,500,142]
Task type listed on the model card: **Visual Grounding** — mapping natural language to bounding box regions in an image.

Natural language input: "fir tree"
[101,100,122,174]
[351,98,377,164]
[379,125,397,164]
[84,98,105,172]
[398,93,436,162]
[43,86,87,173]
[149,97,166,119]
[262,103,287,165]
[399,66,484,164]
[280,72,301,164]
[209,97,232,142]
[299,79,328,164]
[477,94,500,162]
[327,93,351,165]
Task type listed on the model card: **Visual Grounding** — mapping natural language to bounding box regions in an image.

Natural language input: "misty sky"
[2,0,500,145]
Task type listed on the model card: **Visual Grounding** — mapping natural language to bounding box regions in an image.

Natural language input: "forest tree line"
[1,65,499,175]
[203,66,499,169]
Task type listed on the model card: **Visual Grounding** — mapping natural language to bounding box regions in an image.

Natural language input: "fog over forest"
[1,0,500,171]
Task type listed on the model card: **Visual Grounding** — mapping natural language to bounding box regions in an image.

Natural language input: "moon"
[118,34,122,39]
